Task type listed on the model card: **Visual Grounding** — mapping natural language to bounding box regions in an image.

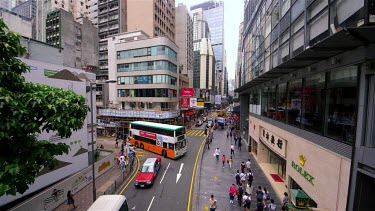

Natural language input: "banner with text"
[215,95,222,105]
[197,98,204,108]
[190,98,197,108]
[180,88,194,97]
[180,98,190,109]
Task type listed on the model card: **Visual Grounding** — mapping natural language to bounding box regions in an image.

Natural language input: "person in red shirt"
[229,184,237,204]
[222,155,226,168]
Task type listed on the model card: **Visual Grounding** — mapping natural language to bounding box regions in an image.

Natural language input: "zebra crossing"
[186,129,206,137]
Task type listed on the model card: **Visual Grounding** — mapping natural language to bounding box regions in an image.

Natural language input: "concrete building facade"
[45,9,98,70]
[0,0,17,10]
[175,3,193,87]
[36,0,91,42]
[0,8,32,37]
[126,0,176,42]
[11,0,36,18]
[235,21,244,98]
[87,0,98,27]
[236,0,375,210]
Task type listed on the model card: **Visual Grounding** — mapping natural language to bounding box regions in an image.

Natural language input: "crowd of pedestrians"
[206,110,285,211]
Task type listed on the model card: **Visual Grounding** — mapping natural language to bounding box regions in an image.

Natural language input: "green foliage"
[232,98,240,103]
[0,20,89,196]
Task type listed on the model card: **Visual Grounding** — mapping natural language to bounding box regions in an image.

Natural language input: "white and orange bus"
[129,121,187,159]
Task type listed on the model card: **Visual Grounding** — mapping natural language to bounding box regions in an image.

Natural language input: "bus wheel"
[140,143,144,149]
[162,150,167,158]
[135,142,139,148]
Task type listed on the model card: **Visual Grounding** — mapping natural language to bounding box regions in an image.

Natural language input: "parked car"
[134,157,161,188]
[196,120,203,127]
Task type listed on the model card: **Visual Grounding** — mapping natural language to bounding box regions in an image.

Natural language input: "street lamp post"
[90,79,116,202]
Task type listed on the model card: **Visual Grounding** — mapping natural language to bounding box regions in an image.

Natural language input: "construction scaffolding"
[96,107,182,137]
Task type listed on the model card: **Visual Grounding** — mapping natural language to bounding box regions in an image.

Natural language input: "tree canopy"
[0,20,89,196]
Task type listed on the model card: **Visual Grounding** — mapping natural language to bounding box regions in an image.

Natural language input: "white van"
[87,195,129,211]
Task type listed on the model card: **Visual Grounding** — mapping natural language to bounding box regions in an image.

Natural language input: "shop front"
[249,115,351,211]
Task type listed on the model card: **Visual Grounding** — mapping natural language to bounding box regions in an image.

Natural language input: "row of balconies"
[99,65,108,69]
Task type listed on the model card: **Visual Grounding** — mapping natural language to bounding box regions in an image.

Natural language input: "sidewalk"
[54,137,136,211]
[193,126,283,211]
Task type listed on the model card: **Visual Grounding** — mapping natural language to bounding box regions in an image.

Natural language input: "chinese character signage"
[260,127,287,158]
[180,98,190,109]
[197,98,204,108]
[180,88,194,97]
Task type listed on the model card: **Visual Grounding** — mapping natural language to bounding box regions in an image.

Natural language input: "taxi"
[134,157,161,188]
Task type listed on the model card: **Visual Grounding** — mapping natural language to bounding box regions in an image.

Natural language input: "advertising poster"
[205,90,210,102]
[197,98,204,108]
[180,98,190,109]
[215,95,222,105]
[180,88,194,97]
[190,98,197,108]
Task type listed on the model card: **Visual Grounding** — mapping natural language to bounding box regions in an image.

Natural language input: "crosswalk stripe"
[186,130,206,136]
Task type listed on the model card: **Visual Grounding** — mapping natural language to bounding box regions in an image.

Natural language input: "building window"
[117,60,177,73]
[276,83,287,122]
[370,0,375,23]
[267,86,277,119]
[353,172,375,211]
[326,66,357,143]
[287,78,302,127]
[301,73,325,135]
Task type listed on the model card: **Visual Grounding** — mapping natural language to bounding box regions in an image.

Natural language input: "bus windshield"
[175,140,186,150]
[175,128,185,137]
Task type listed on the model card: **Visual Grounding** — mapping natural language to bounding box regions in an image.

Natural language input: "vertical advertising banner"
[180,88,194,97]
[190,98,197,108]
[197,98,204,108]
[204,90,210,102]
[215,95,222,105]
[180,98,190,109]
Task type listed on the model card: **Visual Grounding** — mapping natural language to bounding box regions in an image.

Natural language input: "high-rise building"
[87,0,98,27]
[126,0,176,42]
[236,1,375,210]
[36,0,90,41]
[191,0,224,94]
[0,0,17,10]
[0,7,32,37]
[235,21,244,98]
[175,3,193,87]
[45,9,98,70]
[11,0,36,19]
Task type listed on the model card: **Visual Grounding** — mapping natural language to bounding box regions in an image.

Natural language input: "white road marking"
[176,163,184,183]
[160,162,170,184]
[146,196,155,211]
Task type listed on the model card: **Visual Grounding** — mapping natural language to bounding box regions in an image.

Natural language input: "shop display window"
[276,83,288,122]
[326,66,357,144]
[267,86,277,118]
[286,79,302,127]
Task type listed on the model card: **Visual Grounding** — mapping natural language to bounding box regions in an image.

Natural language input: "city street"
[120,130,205,211]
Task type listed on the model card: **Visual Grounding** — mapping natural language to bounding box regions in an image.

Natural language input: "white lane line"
[146,196,155,211]
[160,162,170,184]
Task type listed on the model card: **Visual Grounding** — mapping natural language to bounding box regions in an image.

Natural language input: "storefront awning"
[235,26,375,94]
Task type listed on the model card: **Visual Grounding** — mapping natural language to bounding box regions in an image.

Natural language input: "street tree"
[0,20,89,196]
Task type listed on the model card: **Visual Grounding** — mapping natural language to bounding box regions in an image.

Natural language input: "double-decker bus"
[129,121,187,159]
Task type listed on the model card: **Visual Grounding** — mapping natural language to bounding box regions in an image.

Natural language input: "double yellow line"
[119,156,140,195]
[187,133,207,211]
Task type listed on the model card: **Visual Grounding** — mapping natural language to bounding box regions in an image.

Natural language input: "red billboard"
[180,88,194,97]
[140,131,157,139]
[180,98,190,108]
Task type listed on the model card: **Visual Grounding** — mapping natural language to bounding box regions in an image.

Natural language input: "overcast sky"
[175,0,244,80]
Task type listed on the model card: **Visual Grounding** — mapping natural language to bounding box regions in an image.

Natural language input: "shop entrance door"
[269,151,286,179]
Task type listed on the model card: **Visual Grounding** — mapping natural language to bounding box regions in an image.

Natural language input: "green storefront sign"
[44,69,59,76]
[291,161,315,185]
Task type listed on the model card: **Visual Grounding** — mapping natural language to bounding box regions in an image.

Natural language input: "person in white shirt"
[240,172,247,186]
[230,144,235,155]
[242,192,251,211]
[246,159,251,171]
[214,148,220,161]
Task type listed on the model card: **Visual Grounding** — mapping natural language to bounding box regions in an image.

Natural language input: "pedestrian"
[205,128,208,135]
[240,161,246,173]
[234,135,238,145]
[256,186,263,201]
[247,170,254,184]
[229,184,237,204]
[214,148,220,161]
[245,159,251,172]
[242,192,251,211]
[228,156,233,168]
[238,138,242,151]
[230,131,233,140]
[240,171,246,187]
[246,182,253,197]
[255,198,264,211]
[268,199,277,211]
[206,138,211,149]
[222,154,226,168]
[115,139,119,148]
[237,183,244,206]
[235,170,241,185]
[227,131,229,140]
[230,144,235,155]
[209,194,217,211]
[263,188,269,208]
[66,190,77,210]
[282,192,289,205]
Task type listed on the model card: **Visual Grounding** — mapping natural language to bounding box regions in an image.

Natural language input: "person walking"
[263,188,269,208]
[234,135,238,145]
[119,156,126,173]
[206,138,211,149]
[115,138,119,148]
[245,159,251,172]
[66,190,77,210]
[247,170,254,184]
[240,161,246,173]
[256,186,263,202]
[229,184,237,204]
[222,154,226,168]
[240,171,247,187]
[242,192,251,211]
[246,182,253,197]
[235,170,241,185]
[209,194,217,211]
[268,199,277,211]
[214,148,220,162]
[255,198,264,211]
[237,183,244,206]
[283,192,289,205]
[230,131,233,141]
[228,156,233,168]
[230,144,235,155]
